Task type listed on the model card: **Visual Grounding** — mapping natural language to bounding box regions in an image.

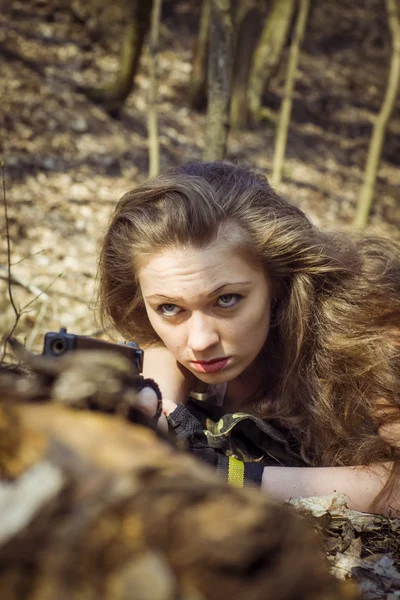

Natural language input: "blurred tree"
[353,0,400,229]
[148,0,162,177]
[188,0,211,110]
[230,0,267,129]
[271,0,310,188]
[203,0,234,160]
[248,0,295,126]
[189,0,266,125]
[80,1,152,114]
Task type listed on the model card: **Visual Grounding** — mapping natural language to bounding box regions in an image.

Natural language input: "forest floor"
[1,0,400,350]
[0,1,400,596]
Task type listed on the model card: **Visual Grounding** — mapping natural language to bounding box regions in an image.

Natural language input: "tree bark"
[188,0,211,110]
[147,0,162,177]
[248,0,295,126]
[0,357,353,600]
[271,0,310,188]
[230,0,265,129]
[203,0,234,161]
[81,1,152,114]
[353,0,400,229]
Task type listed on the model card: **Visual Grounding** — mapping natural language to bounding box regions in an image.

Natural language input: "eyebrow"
[146,281,253,302]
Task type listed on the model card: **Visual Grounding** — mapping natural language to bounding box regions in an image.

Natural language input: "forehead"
[137,242,264,297]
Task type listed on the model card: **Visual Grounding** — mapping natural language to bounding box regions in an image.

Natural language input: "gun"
[42,328,144,375]
[40,328,166,424]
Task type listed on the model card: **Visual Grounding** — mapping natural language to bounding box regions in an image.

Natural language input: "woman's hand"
[136,344,195,430]
[136,385,178,432]
[162,397,180,416]
[141,344,195,404]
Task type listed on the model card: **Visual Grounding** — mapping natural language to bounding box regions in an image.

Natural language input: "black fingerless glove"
[167,405,263,488]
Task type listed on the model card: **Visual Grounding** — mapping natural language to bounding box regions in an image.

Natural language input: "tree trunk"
[147,0,162,177]
[0,358,352,600]
[248,0,295,126]
[271,0,310,188]
[230,0,265,130]
[188,0,211,110]
[203,0,234,161]
[81,1,152,114]
[353,0,400,229]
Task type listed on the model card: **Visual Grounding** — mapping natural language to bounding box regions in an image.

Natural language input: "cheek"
[145,309,171,345]
[257,306,271,342]
[243,300,271,333]
[146,313,184,354]
[240,302,271,348]
[145,309,160,334]
[161,335,186,362]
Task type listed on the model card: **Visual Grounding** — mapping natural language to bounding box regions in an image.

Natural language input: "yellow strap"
[228,456,244,488]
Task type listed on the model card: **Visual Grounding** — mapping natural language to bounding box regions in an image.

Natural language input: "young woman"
[98,161,400,515]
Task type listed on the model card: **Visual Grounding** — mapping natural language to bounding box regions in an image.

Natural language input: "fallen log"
[0,352,358,600]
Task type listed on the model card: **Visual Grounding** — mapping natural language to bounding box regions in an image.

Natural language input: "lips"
[190,358,230,374]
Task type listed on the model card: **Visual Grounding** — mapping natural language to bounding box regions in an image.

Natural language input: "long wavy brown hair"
[98,161,400,508]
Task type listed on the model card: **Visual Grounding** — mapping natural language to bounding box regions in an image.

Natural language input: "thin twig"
[20,272,62,312]
[26,299,49,350]
[11,249,46,266]
[0,163,61,363]
[0,162,21,363]
[0,268,92,305]
[0,265,50,301]
[1,272,62,363]
[41,288,87,304]
[2,162,18,318]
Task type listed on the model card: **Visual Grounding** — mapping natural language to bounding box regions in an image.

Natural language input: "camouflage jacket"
[185,396,306,468]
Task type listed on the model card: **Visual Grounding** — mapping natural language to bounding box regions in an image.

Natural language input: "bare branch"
[11,249,47,266]
[20,273,62,313]
[2,162,18,319]
[0,164,63,363]
[0,265,50,301]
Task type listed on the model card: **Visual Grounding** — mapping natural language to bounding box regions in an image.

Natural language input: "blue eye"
[216,294,241,308]
[158,303,180,317]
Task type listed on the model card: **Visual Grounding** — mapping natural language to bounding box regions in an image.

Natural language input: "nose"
[187,312,220,353]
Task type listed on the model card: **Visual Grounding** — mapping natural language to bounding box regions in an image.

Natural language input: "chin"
[196,373,226,383]
[192,367,239,385]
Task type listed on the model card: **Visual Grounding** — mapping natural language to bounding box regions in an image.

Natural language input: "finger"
[156,412,169,433]
[162,397,179,416]
[136,387,159,419]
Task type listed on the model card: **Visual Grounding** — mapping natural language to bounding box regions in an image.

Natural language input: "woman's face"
[138,241,273,384]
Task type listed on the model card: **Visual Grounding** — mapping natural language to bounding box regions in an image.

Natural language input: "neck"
[224,365,262,413]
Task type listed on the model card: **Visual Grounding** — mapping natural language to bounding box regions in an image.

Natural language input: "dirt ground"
[0,0,399,351]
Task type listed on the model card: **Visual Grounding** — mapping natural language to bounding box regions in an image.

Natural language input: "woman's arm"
[137,345,195,429]
[262,463,398,516]
[142,344,194,405]
[137,354,399,515]
[262,412,400,516]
